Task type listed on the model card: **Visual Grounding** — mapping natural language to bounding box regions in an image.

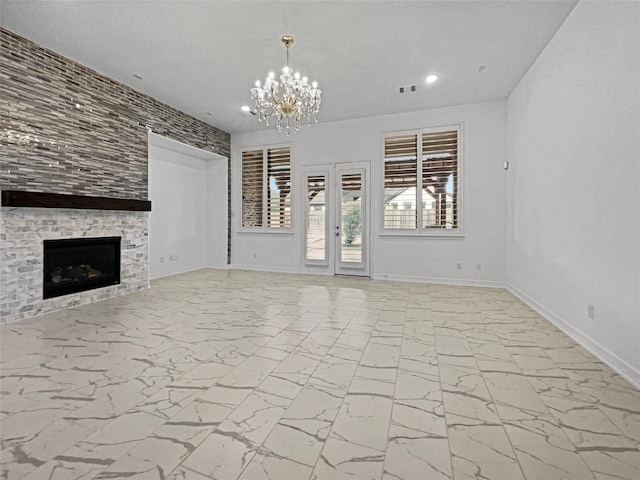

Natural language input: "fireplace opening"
[43,237,121,299]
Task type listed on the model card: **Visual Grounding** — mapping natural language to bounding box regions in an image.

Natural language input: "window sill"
[379,231,464,239]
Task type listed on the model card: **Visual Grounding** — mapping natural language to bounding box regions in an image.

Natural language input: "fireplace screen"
[43,237,121,299]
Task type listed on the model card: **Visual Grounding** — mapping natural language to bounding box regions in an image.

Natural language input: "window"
[241,146,292,229]
[383,126,460,234]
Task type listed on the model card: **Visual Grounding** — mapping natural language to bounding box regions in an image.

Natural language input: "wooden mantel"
[1,190,151,212]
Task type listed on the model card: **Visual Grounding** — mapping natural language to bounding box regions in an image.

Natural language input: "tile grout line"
[381,283,422,480]
[229,288,374,480]
[304,288,390,478]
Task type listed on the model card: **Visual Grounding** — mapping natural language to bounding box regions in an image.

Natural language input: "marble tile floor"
[1,269,639,480]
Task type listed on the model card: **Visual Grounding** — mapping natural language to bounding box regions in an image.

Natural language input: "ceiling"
[1,1,577,134]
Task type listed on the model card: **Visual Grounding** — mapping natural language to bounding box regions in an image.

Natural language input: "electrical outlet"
[170,255,179,262]
[587,304,595,319]
[475,263,482,271]
[160,256,164,263]
[456,263,462,270]
[252,252,257,258]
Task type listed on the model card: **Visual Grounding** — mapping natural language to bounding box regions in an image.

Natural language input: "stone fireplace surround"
[0,29,231,324]
[0,206,148,324]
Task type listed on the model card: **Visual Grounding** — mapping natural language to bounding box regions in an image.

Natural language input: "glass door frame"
[302,168,331,269]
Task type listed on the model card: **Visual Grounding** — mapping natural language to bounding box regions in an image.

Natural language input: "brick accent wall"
[0,28,230,200]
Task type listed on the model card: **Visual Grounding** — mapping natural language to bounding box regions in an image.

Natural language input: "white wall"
[148,134,228,279]
[506,1,640,384]
[231,100,507,285]
[207,157,229,268]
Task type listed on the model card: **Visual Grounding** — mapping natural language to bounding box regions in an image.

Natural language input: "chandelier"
[251,35,321,135]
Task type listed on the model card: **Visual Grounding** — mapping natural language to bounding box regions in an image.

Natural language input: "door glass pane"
[340,173,363,264]
[306,175,326,261]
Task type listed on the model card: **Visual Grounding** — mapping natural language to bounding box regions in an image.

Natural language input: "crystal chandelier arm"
[252,92,273,113]
[252,90,279,121]
[298,92,321,117]
[270,81,282,107]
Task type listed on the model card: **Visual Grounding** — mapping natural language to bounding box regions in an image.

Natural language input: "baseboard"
[506,283,640,389]
[149,264,208,280]
[372,273,506,289]
[300,270,334,276]
[228,264,298,274]
[206,264,229,270]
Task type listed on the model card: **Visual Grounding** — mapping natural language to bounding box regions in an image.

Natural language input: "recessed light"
[241,106,251,112]
[426,75,438,84]
[206,112,213,116]
[133,74,144,80]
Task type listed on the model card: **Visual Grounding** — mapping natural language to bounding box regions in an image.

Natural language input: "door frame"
[299,160,371,277]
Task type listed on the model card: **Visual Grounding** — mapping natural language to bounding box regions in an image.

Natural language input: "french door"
[301,161,370,276]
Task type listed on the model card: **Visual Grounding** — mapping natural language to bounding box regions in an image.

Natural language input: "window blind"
[422,129,458,228]
[382,127,460,233]
[241,146,292,230]
[384,134,417,229]
[266,146,291,228]
[241,149,264,227]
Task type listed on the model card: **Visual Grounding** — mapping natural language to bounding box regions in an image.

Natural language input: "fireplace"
[43,237,121,299]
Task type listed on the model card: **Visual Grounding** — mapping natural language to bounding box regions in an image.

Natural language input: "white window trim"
[380,123,463,237]
[238,143,294,234]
